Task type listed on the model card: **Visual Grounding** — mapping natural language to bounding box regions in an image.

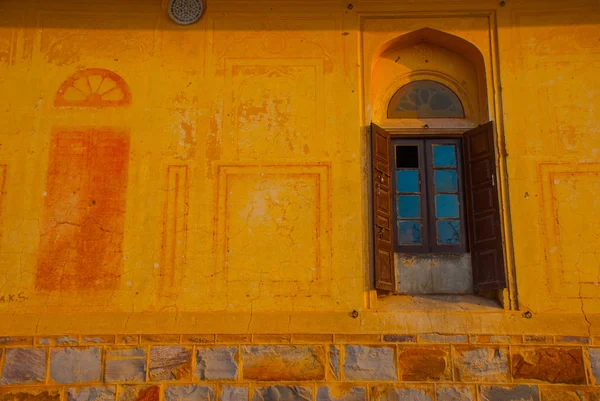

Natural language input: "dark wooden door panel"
[463,122,506,291]
[371,123,396,292]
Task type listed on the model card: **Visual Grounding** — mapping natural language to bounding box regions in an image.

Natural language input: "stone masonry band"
[0,334,599,400]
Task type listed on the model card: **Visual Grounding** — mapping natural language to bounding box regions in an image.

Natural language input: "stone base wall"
[0,333,598,401]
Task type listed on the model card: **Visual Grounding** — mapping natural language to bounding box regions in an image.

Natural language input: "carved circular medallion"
[168,0,204,25]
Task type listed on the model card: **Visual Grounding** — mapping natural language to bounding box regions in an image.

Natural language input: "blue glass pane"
[434,170,458,193]
[437,220,461,245]
[397,195,421,218]
[433,145,456,168]
[396,170,419,193]
[435,194,459,218]
[399,221,423,245]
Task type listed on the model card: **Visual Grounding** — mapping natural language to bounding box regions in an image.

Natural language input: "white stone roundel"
[168,0,204,25]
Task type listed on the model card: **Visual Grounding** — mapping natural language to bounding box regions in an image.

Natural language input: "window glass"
[396,170,419,193]
[433,145,457,168]
[399,221,423,245]
[398,195,421,218]
[435,194,459,218]
[388,80,465,119]
[437,220,461,245]
[434,170,458,193]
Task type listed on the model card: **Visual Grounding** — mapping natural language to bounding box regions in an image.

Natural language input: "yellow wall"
[0,0,599,336]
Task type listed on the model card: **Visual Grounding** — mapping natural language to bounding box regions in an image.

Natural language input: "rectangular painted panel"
[398,221,423,245]
[396,170,419,193]
[435,194,459,218]
[432,145,456,168]
[160,165,189,293]
[0,165,5,241]
[397,195,421,218]
[36,129,129,291]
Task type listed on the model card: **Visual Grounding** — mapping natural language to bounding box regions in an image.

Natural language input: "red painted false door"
[36,129,129,291]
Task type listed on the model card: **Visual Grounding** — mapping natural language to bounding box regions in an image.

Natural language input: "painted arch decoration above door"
[54,68,132,108]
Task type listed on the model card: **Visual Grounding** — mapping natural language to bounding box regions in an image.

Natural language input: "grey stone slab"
[165,385,214,401]
[436,387,474,401]
[67,387,116,401]
[1,348,47,384]
[343,345,396,381]
[220,386,248,401]
[317,387,366,401]
[480,386,540,401]
[372,388,432,401]
[50,347,102,384]
[454,347,509,382]
[589,348,600,383]
[252,386,312,401]
[195,347,237,380]
[396,253,472,294]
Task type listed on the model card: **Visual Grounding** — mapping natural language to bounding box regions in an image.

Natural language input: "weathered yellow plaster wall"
[0,0,598,337]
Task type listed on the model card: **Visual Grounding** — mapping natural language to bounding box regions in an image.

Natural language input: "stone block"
[242,345,325,381]
[50,347,102,384]
[344,345,396,381]
[38,336,79,346]
[252,386,312,401]
[480,385,539,401]
[165,385,214,401]
[418,333,468,343]
[524,336,549,344]
[82,336,115,345]
[195,347,238,380]
[1,347,46,384]
[0,337,33,346]
[587,348,600,384]
[142,335,180,344]
[511,347,586,384]
[555,336,589,345]
[540,386,600,401]
[149,346,192,381]
[370,386,433,401]
[383,335,416,343]
[453,346,509,382]
[329,345,340,380]
[67,387,116,401]
[105,347,146,382]
[397,346,450,381]
[0,389,61,401]
[119,386,160,401]
[220,386,248,401]
[435,387,474,401]
[117,335,140,345]
[317,386,366,401]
